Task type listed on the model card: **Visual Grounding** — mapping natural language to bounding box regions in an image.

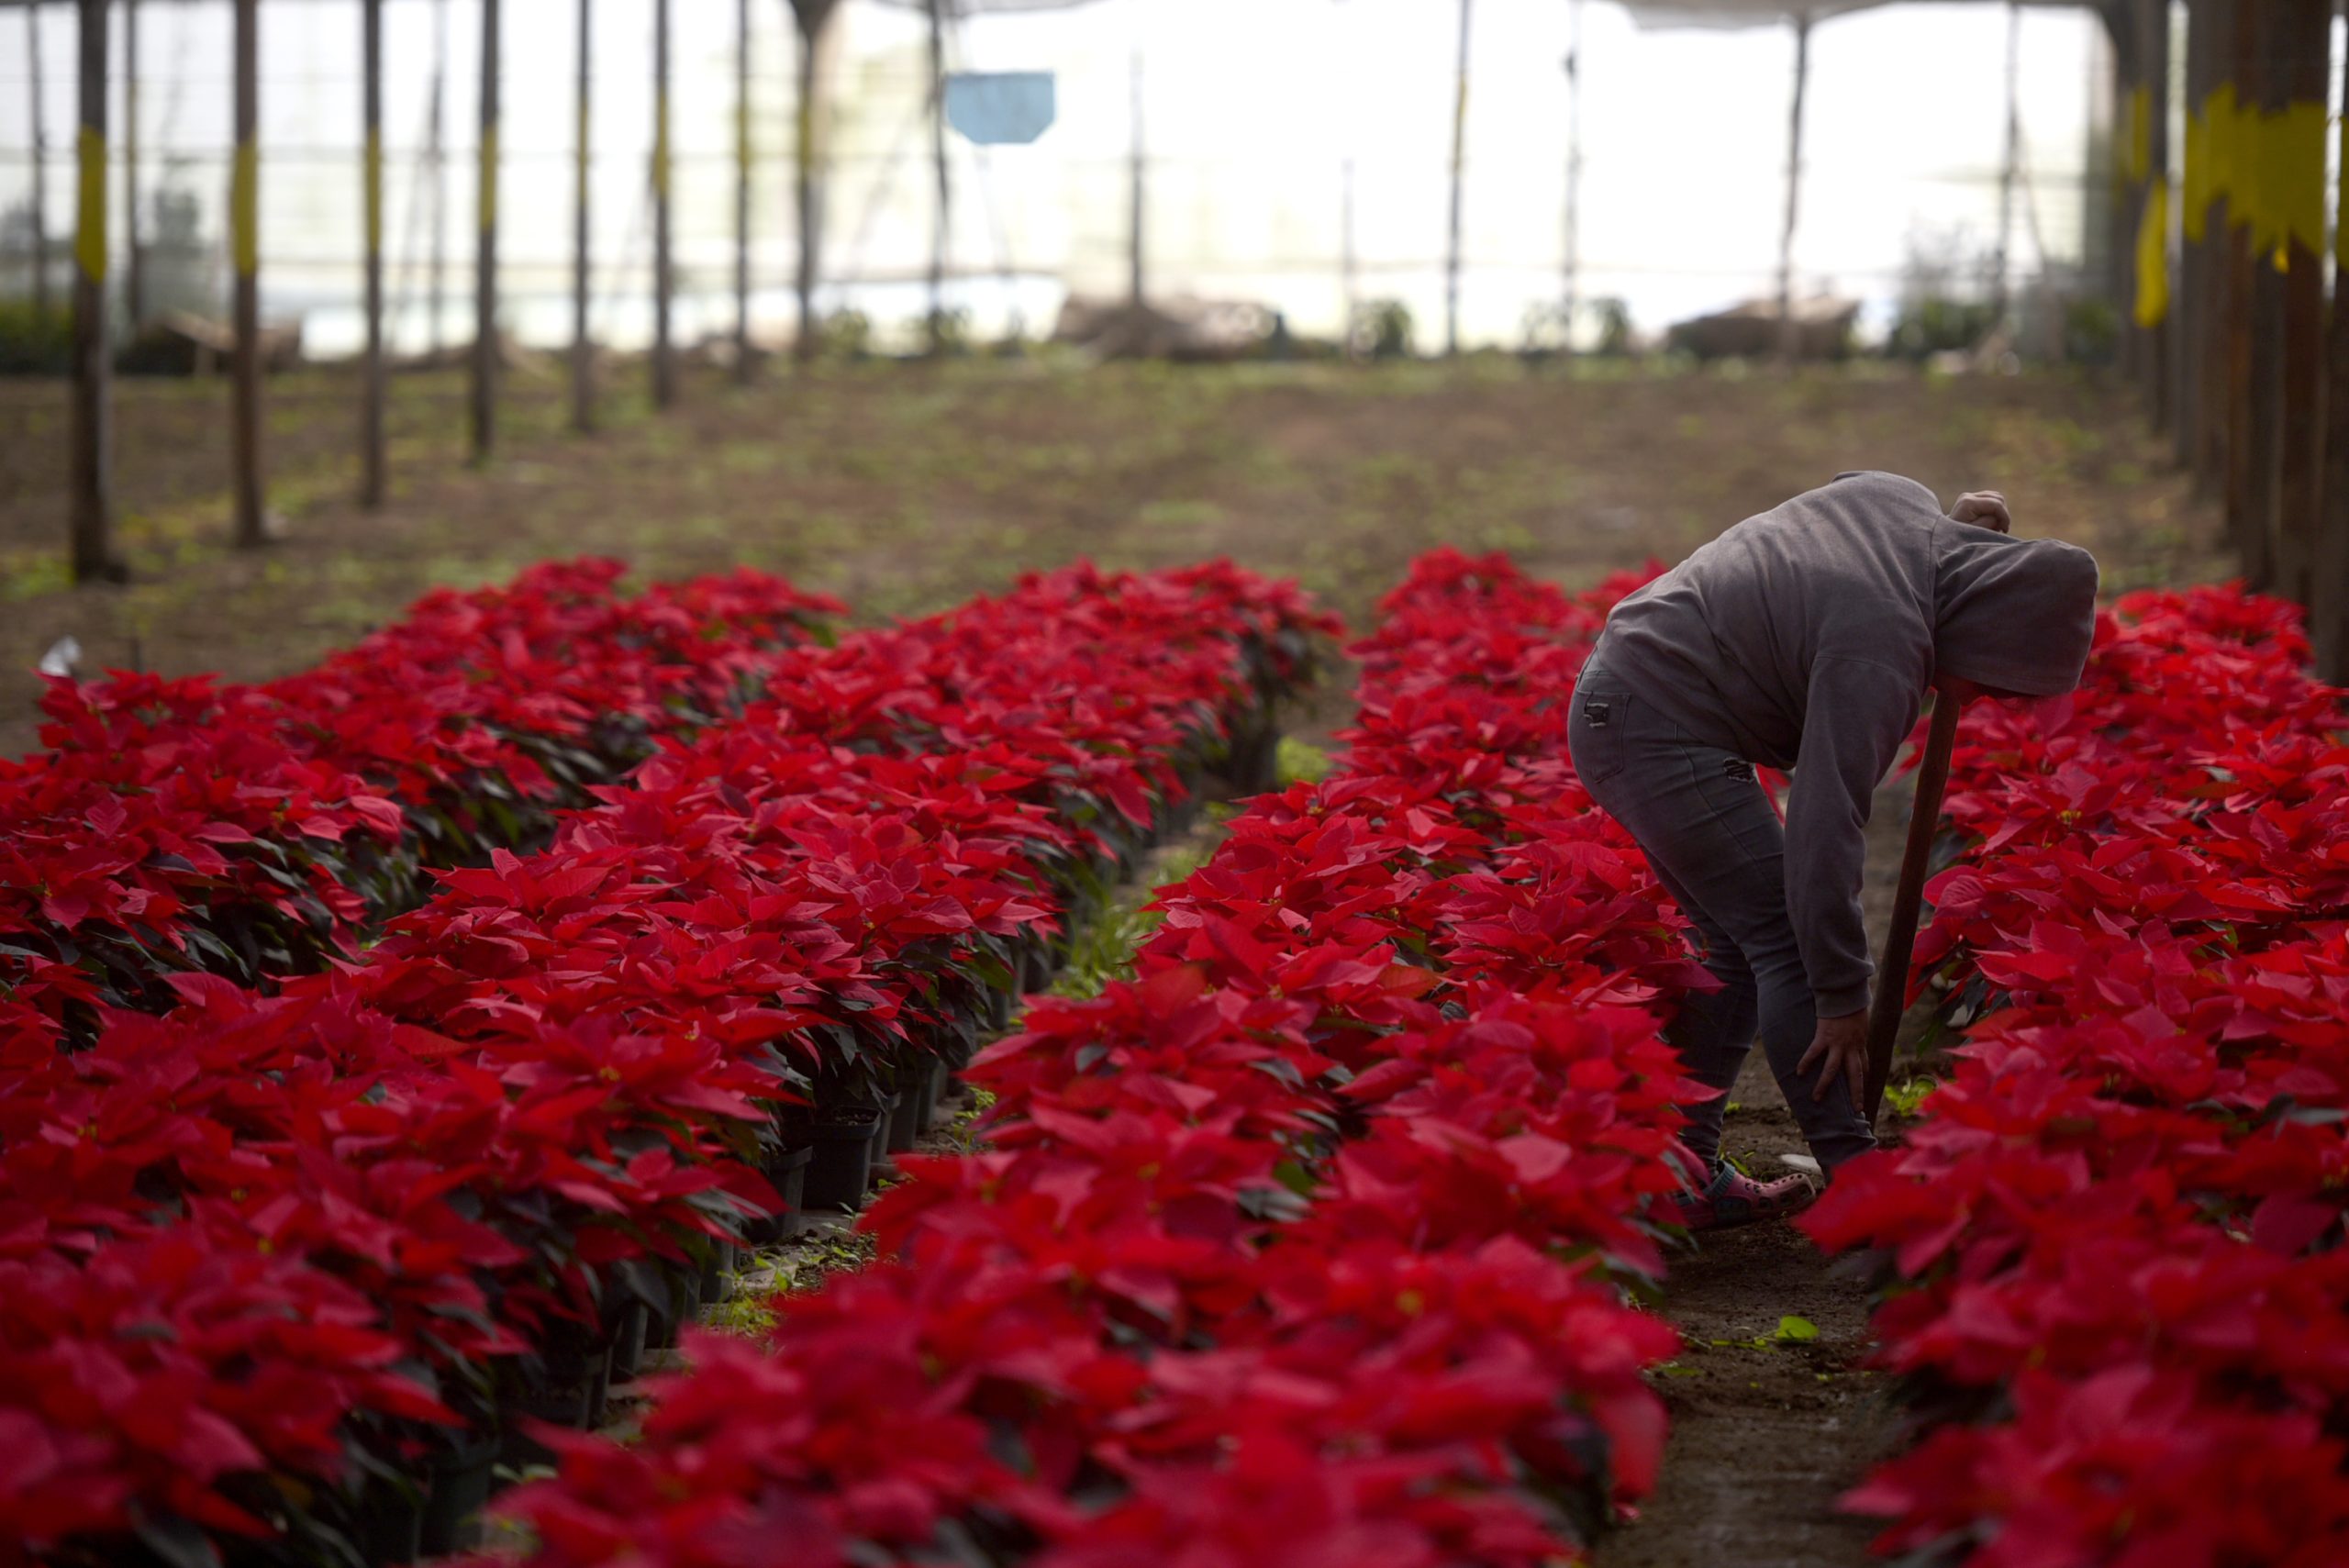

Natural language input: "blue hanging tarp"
[944,72,1057,145]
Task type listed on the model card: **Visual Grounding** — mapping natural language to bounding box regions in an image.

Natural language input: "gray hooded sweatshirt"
[1598,470,2100,1018]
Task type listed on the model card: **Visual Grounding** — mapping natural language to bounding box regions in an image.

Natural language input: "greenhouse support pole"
[926,0,948,355]
[125,0,144,328]
[2175,0,2210,474]
[1444,0,1470,357]
[652,0,674,409]
[70,0,120,584]
[2221,1,2259,578]
[792,0,829,361]
[231,0,266,549]
[2241,0,2285,590]
[1561,0,1583,356]
[736,0,754,381]
[573,0,595,430]
[429,0,449,352]
[2317,3,2349,684]
[2202,0,2240,496]
[2271,0,2328,608]
[1128,40,1144,308]
[362,0,386,508]
[473,0,499,464]
[1989,0,2019,328]
[28,2,49,316]
[1776,12,1809,365]
[2128,0,2166,429]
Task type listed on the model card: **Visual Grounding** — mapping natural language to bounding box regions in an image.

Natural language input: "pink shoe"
[1667,1161,1815,1232]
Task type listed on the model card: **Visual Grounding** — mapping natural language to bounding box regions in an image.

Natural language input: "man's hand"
[1950,490,2012,533]
[1797,1006,1869,1107]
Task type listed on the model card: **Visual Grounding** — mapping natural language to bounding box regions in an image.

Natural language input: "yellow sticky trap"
[2207,84,2236,217]
[654,93,672,200]
[2244,106,2277,256]
[478,127,498,233]
[232,138,259,278]
[2134,180,2169,329]
[364,128,384,257]
[75,126,107,283]
[2276,100,2324,256]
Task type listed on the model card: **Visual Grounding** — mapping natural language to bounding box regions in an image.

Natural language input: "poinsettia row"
[1,559,844,1056]
[0,562,1335,1565]
[477,550,1710,1567]
[1802,584,2349,1567]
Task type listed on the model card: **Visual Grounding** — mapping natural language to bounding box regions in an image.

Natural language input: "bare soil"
[1,356,2225,760]
[1596,776,1927,1568]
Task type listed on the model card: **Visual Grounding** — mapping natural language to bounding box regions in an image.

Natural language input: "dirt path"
[1597,774,1922,1568]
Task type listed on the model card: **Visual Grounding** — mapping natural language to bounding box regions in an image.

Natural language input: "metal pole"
[70,0,121,584]
[429,0,448,353]
[2199,0,2236,495]
[652,0,674,408]
[28,2,49,317]
[2320,10,2349,685]
[1990,0,2020,328]
[736,0,754,381]
[231,0,266,548]
[1128,38,1144,309]
[793,0,829,361]
[573,0,595,429]
[2131,0,2167,428]
[2242,2,2285,589]
[1561,0,1583,357]
[2221,2,2259,577]
[1340,155,1357,352]
[926,0,948,354]
[124,0,144,328]
[362,0,386,508]
[2176,0,2209,473]
[1777,13,1810,365]
[1444,0,1471,356]
[473,0,499,462]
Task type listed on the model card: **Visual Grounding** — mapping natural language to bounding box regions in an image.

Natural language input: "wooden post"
[573,0,595,430]
[652,0,674,408]
[2128,0,2166,428]
[69,0,121,583]
[925,0,947,355]
[1561,0,1583,356]
[1444,0,1471,357]
[28,1,49,316]
[1128,39,1145,309]
[791,0,832,361]
[231,0,266,548]
[2199,3,2238,495]
[2316,0,2349,684]
[2242,3,2286,589]
[735,0,754,381]
[1990,0,2020,328]
[1777,13,1810,365]
[2174,0,2209,473]
[1865,693,1965,1125]
[472,0,498,463]
[2270,0,2328,610]
[361,0,386,509]
[2221,3,2262,582]
[428,0,449,352]
[124,0,143,328]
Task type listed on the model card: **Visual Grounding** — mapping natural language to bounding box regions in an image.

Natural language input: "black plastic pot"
[745,1141,815,1243]
[608,1299,650,1385]
[801,1107,884,1211]
[352,1485,424,1566]
[420,1432,497,1555]
[917,1056,950,1132]
[884,1085,918,1156]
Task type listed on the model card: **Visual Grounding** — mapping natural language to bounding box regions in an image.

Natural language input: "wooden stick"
[1864,692,1964,1125]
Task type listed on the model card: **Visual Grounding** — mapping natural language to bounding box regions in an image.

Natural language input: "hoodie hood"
[1932,525,2100,696]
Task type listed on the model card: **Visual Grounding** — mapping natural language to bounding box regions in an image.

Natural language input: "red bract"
[482,550,1707,1568]
[1803,583,2349,1564]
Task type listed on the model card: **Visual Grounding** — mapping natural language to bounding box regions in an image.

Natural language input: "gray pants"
[1565,653,1877,1172]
